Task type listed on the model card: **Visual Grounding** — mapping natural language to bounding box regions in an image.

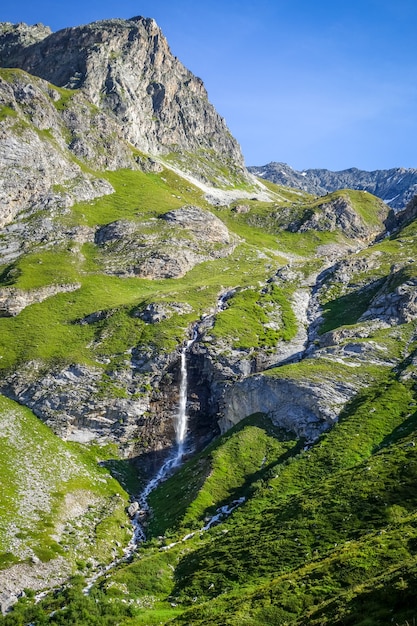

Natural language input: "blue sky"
[2,0,417,171]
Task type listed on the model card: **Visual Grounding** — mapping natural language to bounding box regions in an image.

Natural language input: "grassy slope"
[7,359,417,625]
[129,363,417,625]
[0,395,130,570]
[2,163,365,380]
[318,212,417,334]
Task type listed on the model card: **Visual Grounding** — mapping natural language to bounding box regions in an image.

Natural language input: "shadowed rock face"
[0,17,246,170]
[218,374,359,440]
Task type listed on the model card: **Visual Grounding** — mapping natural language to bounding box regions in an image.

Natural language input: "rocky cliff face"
[249,162,417,211]
[0,67,133,233]
[0,18,248,185]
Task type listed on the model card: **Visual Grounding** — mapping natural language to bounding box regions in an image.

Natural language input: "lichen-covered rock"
[292,194,388,241]
[360,277,417,324]
[1,361,151,455]
[134,301,192,323]
[161,205,230,244]
[94,208,237,278]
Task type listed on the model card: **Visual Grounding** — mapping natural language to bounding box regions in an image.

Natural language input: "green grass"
[316,189,389,227]
[163,149,252,190]
[147,414,301,537]
[0,104,17,122]
[0,395,130,569]
[0,235,287,372]
[210,283,297,349]
[49,84,80,111]
[2,365,417,624]
[319,280,384,333]
[65,167,209,227]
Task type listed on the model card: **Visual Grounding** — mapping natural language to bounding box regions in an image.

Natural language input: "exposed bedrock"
[218,373,359,440]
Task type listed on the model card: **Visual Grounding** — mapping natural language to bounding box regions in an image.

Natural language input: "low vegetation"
[3,364,417,624]
[0,395,130,571]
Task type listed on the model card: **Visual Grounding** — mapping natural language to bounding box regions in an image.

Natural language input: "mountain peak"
[0,17,247,184]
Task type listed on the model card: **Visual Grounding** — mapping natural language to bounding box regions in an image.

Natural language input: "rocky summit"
[0,18,248,185]
[0,15,417,626]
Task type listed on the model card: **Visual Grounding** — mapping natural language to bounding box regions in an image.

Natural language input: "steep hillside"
[1,15,417,626]
[249,161,417,210]
[0,396,132,614]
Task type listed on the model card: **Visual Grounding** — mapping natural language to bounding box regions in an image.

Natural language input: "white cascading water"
[175,332,197,457]
[81,330,198,595]
[137,296,229,506]
[130,329,199,543]
[84,292,235,587]
[176,347,188,449]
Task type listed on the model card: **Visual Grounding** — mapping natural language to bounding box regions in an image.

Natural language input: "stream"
[81,290,236,591]
[128,289,234,548]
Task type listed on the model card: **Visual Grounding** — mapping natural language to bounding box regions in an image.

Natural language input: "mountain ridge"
[249,161,417,210]
[0,18,249,187]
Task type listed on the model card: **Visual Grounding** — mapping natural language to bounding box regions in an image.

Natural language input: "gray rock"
[161,206,230,244]
[232,204,250,214]
[127,501,139,517]
[95,220,137,245]
[0,283,81,316]
[219,371,359,440]
[0,70,118,234]
[93,208,236,279]
[135,301,192,323]
[360,277,417,324]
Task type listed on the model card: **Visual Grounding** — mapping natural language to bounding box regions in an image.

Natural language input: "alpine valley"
[0,15,417,626]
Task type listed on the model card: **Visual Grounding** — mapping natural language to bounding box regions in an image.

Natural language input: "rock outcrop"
[0,282,81,316]
[94,207,237,279]
[0,359,174,458]
[0,68,130,231]
[218,369,360,440]
[293,194,387,241]
[360,276,417,325]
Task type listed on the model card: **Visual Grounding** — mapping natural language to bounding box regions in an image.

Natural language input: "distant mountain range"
[248,162,417,210]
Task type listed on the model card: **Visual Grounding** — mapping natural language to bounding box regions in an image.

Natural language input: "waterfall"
[129,330,198,540]
[61,294,234,596]
[175,348,188,453]
[175,331,197,458]
[120,291,233,557]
